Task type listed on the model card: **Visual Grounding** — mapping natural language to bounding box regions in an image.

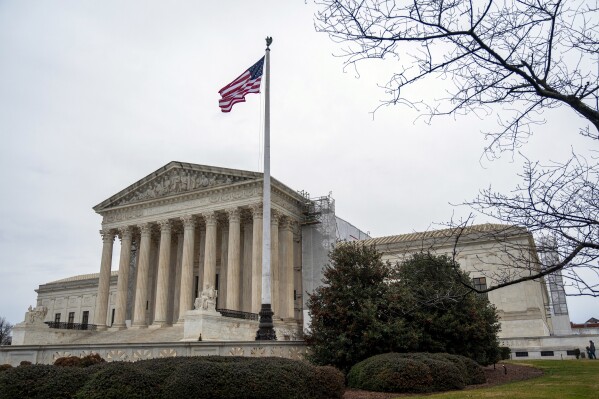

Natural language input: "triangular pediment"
[94,162,261,212]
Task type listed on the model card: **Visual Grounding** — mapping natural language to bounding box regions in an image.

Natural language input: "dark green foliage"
[499,346,511,360]
[348,352,484,393]
[310,365,345,399]
[429,353,485,385]
[0,364,12,372]
[161,356,343,399]
[54,356,82,367]
[347,353,433,393]
[306,243,409,372]
[0,364,90,399]
[306,245,501,371]
[74,362,161,399]
[0,356,344,399]
[393,252,501,366]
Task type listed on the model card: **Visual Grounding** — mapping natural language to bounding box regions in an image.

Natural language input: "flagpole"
[256,36,276,340]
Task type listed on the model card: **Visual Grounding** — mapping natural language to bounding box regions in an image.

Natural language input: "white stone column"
[270,212,280,316]
[178,215,196,322]
[94,229,115,329]
[132,223,152,328]
[279,218,295,320]
[113,226,133,329]
[172,231,184,322]
[152,220,172,327]
[226,208,241,310]
[241,218,253,312]
[219,222,228,309]
[202,211,218,293]
[249,204,263,314]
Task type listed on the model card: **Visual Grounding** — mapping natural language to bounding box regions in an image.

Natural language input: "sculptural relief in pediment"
[113,169,252,207]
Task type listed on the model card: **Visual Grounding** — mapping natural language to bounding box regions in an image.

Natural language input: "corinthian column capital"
[100,229,115,243]
[181,215,197,229]
[158,219,171,232]
[271,210,281,225]
[279,217,293,231]
[138,222,152,237]
[118,226,132,241]
[249,203,263,219]
[226,207,241,223]
[203,211,218,226]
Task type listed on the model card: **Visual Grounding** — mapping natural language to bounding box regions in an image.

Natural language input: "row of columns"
[93,206,297,330]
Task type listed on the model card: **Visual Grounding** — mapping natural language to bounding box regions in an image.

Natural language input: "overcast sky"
[0,1,597,326]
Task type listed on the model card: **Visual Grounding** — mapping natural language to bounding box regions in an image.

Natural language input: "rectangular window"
[81,311,89,325]
[473,277,488,298]
[54,313,61,323]
[111,309,115,326]
[566,350,578,356]
[515,352,528,357]
[68,312,75,324]
[541,351,555,357]
[294,290,297,301]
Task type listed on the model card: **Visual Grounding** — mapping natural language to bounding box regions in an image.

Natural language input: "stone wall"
[0,341,307,367]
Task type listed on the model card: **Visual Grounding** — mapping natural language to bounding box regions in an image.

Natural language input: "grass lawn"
[399,360,599,399]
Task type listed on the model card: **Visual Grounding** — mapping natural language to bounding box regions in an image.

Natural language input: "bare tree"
[315,0,599,296]
[453,154,599,297]
[0,317,13,345]
[315,0,599,154]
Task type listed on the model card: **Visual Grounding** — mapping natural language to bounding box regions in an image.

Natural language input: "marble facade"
[92,162,305,334]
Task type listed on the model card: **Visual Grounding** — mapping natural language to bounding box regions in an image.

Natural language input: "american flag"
[218,57,265,113]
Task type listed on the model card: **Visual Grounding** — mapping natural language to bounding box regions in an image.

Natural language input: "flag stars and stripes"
[218,57,265,113]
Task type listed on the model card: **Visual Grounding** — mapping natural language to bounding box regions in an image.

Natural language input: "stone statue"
[25,305,48,324]
[194,286,218,311]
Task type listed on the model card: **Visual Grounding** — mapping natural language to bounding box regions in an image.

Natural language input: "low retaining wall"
[0,341,307,367]
[501,334,599,359]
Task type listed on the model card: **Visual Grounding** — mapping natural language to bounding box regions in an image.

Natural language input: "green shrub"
[0,356,344,399]
[160,356,342,399]
[348,352,485,393]
[0,364,90,399]
[499,346,511,360]
[74,362,161,399]
[348,353,433,393]
[310,365,345,399]
[54,356,82,367]
[419,358,464,391]
[429,353,486,385]
[0,364,12,373]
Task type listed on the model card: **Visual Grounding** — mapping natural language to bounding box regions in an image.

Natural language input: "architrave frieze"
[100,179,304,229]
[94,162,265,211]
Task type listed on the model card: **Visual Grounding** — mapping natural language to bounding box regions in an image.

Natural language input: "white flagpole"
[256,36,276,340]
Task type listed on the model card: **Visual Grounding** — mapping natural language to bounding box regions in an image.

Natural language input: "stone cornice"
[100,179,305,228]
[93,162,307,214]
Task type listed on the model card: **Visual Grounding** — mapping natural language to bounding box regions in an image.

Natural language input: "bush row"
[347,352,486,393]
[0,356,344,399]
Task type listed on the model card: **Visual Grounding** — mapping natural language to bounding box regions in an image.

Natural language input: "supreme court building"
[7,161,597,364]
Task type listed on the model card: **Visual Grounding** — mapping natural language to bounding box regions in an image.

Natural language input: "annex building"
[2,161,597,365]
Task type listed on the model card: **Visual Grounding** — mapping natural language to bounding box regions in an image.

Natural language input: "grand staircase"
[69,325,184,344]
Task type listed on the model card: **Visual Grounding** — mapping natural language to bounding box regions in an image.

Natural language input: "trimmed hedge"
[347,352,485,393]
[0,364,12,373]
[0,356,344,399]
[0,363,90,399]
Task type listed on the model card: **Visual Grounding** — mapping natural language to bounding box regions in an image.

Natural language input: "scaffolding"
[539,237,569,316]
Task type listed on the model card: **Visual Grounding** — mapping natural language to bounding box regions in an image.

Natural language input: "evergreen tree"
[306,244,500,371]
[305,243,409,372]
